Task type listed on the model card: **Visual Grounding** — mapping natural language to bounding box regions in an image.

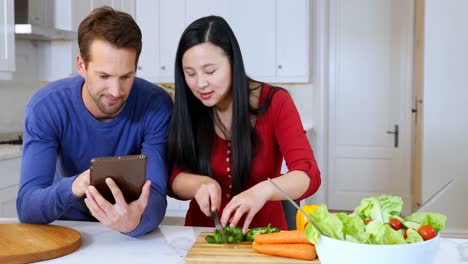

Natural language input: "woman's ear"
[76,54,87,78]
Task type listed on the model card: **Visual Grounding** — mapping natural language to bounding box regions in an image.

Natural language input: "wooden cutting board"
[185,232,320,264]
[0,223,81,264]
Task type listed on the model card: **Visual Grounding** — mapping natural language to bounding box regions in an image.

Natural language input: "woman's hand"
[194,178,222,217]
[220,182,270,233]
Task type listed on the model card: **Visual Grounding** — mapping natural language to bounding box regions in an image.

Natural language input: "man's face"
[77,38,137,121]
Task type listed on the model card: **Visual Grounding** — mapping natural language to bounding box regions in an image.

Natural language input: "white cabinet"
[71,0,136,33]
[136,0,310,83]
[276,0,310,81]
[18,0,55,27]
[228,0,277,81]
[136,0,185,83]
[166,197,189,218]
[0,0,15,80]
[0,157,21,217]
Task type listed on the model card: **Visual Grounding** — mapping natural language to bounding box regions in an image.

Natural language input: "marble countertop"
[0,145,22,160]
[1,218,467,263]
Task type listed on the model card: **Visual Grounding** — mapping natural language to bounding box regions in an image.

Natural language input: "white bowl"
[315,235,440,264]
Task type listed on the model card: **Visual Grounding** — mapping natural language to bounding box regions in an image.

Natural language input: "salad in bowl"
[305,195,447,264]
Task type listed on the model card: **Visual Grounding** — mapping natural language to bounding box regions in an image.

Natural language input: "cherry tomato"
[389,218,402,231]
[418,225,436,240]
[365,219,372,225]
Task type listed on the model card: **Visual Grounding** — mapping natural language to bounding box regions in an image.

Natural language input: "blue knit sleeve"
[17,98,82,223]
[124,90,173,237]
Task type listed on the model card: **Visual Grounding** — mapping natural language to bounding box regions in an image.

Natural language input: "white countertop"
[0,145,22,160]
[1,218,467,263]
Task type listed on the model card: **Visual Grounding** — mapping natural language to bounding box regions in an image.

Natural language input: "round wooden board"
[0,223,81,264]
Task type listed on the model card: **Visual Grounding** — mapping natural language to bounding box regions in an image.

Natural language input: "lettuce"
[353,195,403,223]
[304,195,447,246]
[405,228,424,243]
[405,212,447,232]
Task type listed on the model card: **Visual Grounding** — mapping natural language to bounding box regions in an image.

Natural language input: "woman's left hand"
[220,183,270,233]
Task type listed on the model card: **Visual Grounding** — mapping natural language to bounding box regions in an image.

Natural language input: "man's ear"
[76,54,87,78]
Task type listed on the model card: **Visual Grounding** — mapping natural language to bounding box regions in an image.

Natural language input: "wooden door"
[328,0,414,214]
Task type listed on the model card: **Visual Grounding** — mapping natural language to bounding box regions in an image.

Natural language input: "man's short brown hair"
[78,6,142,67]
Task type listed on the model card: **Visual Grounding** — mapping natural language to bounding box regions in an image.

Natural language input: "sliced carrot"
[253,242,317,260]
[254,230,311,244]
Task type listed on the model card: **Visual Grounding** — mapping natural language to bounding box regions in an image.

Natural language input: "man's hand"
[72,169,90,197]
[84,178,151,233]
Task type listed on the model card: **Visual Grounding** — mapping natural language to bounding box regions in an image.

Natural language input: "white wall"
[422,0,468,236]
[282,0,328,205]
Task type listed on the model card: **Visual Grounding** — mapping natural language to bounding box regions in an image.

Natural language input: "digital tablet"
[90,154,147,204]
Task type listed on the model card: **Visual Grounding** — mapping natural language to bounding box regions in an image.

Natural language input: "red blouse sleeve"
[271,89,321,201]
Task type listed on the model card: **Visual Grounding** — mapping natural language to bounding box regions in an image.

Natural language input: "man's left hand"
[84,178,151,233]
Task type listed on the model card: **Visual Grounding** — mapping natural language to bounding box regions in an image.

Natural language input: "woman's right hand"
[194,178,222,217]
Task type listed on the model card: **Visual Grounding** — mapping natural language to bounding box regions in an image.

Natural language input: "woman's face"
[182,42,232,109]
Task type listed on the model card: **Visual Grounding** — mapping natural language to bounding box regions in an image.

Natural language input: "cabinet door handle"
[386,124,399,148]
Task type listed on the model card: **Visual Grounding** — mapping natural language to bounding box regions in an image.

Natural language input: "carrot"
[254,230,311,244]
[253,242,317,260]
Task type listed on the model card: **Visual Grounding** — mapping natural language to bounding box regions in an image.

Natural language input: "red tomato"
[418,225,437,240]
[389,218,402,231]
[365,219,372,225]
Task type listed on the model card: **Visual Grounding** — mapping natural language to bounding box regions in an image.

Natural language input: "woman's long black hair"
[167,16,277,195]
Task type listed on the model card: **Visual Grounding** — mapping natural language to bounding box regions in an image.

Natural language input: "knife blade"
[267,178,325,235]
[417,179,454,212]
[210,210,228,245]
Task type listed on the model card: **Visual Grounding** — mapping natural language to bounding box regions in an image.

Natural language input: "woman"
[167,16,320,232]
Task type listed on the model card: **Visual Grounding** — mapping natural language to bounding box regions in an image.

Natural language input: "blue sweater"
[17,76,173,237]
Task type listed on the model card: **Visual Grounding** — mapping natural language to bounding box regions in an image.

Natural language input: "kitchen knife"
[267,178,325,235]
[210,209,228,245]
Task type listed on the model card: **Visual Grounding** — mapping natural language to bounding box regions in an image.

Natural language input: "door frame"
[412,0,425,213]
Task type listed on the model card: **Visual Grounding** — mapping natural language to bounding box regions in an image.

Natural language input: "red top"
[169,84,321,230]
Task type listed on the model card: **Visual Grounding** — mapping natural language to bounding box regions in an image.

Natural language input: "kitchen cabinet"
[135,0,310,83]
[166,197,189,218]
[15,0,55,28]
[0,157,21,217]
[136,0,185,82]
[0,0,15,80]
[71,0,136,28]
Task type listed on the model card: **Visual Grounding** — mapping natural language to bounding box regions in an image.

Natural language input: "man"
[16,7,173,237]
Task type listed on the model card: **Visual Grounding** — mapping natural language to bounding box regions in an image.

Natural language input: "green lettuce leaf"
[304,195,446,246]
[405,228,424,243]
[304,205,344,244]
[405,212,447,232]
[354,195,403,223]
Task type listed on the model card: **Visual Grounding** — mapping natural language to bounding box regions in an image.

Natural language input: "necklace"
[214,108,231,140]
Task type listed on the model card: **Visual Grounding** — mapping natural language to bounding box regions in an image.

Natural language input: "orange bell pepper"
[295,204,319,230]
